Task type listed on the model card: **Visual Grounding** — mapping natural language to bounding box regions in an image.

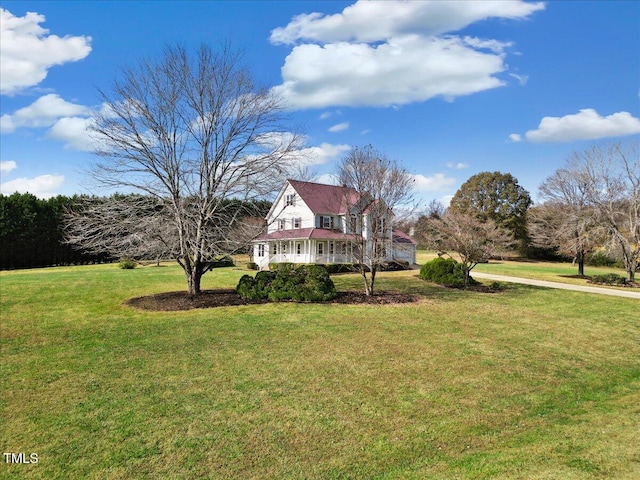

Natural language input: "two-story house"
[252,179,416,270]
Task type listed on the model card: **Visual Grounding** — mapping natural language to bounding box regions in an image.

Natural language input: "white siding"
[267,184,315,233]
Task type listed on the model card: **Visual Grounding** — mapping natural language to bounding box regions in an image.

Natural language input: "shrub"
[586,252,618,268]
[236,265,336,302]
[236,274,257,299]
[590,273,627,286]
[246,262,258,270]
[118,258,137,269]
[296,265,337,302]
[419,257,468,287]
[268,264,306,301]
[323,263,358,274]
[254,271,277,298]
[208,255,234,268]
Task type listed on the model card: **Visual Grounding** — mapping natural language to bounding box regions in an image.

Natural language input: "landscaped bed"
[125,289,421,311]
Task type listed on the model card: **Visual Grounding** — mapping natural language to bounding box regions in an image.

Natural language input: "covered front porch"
[255,239,356,270]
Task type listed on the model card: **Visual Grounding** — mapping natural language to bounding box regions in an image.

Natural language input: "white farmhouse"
[252,179,417,270]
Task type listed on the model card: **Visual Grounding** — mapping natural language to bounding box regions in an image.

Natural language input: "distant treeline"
[0,193,113,270]
[0,193,273,271]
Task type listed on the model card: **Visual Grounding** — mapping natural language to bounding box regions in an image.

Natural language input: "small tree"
[416,211,513,287]
[65,43,302,295]
[337,145,416,296]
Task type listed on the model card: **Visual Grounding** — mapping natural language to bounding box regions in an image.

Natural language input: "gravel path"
[472,272,640,300]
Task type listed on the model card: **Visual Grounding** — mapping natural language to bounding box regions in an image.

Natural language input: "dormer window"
[285,194,295,207]
[322,216,333,229]
[378,217,386,234]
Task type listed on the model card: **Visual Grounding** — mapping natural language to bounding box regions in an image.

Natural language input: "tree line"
[0,193,112,270]
[412,140,639,284]
[0,192,271,271]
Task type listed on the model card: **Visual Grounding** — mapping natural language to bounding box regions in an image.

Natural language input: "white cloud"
[509,72,529,85]
[274,35,507,109]
[446,162,469,170]
[1,174,64,198]
[0,8,92,95]
[1,160,17,173]
[315,173,340,185]
[525,109,640,143]
[328,122,349,132]
[271,1,543,110]
[509,133,523,142]
[0,93,89,133]
[412,173,456,192]
[296,142,351,166]
[47,115,98,151]
[270,0,544,45]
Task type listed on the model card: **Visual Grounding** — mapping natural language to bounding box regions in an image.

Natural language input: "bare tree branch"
[337,145,418,295]
[66,43,303,295]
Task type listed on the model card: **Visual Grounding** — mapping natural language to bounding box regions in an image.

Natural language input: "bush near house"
[419,257,475,288]
[237,264,337,302]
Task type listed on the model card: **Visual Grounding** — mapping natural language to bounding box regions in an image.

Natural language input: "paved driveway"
[472,272,640,300]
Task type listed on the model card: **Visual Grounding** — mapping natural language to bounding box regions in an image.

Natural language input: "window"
[296,242,301,255]
[329,242,334,255]
[278,219,285,230]
[258,244,265,257]
[282,243,287,254]
[341,243,347,255]
[272,243,277,255]
[293,217,301,229]
[317,242,324,255]
[285,194,295,206]
[322,216,333,229]
[350,214,357,232]
[378,217,386,234]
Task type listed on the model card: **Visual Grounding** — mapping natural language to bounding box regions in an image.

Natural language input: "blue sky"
[1,1,639,206]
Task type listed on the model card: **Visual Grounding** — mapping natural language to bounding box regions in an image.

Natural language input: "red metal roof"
[392,229,418,245]
[287,179,362,215]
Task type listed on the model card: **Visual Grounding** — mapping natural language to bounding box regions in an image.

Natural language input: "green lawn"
[417,251,633,289]
[1,261,639,479]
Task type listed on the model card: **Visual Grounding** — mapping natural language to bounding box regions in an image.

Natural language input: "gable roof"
[288,179,362,215]
[392,229,418,245]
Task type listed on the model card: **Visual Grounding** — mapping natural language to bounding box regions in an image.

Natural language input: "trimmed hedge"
[236,264,337,302]
[208,256,234,268]
[419,257,473,287]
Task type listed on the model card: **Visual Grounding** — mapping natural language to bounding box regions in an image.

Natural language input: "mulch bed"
[125,289,420,311]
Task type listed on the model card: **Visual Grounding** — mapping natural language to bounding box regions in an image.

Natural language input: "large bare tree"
[571,140,640,282]
[528,167,603,276]
[65,43,302,295]
[337,145,416,296]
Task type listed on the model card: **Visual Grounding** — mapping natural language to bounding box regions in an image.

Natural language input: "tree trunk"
[369,267,377,296]
[361,266,372,296]
[576,251,585,277]
[187,269,203,296]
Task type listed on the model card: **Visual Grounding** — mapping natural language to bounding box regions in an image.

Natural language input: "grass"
[417,251,634,290]
[1,260,639,479]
